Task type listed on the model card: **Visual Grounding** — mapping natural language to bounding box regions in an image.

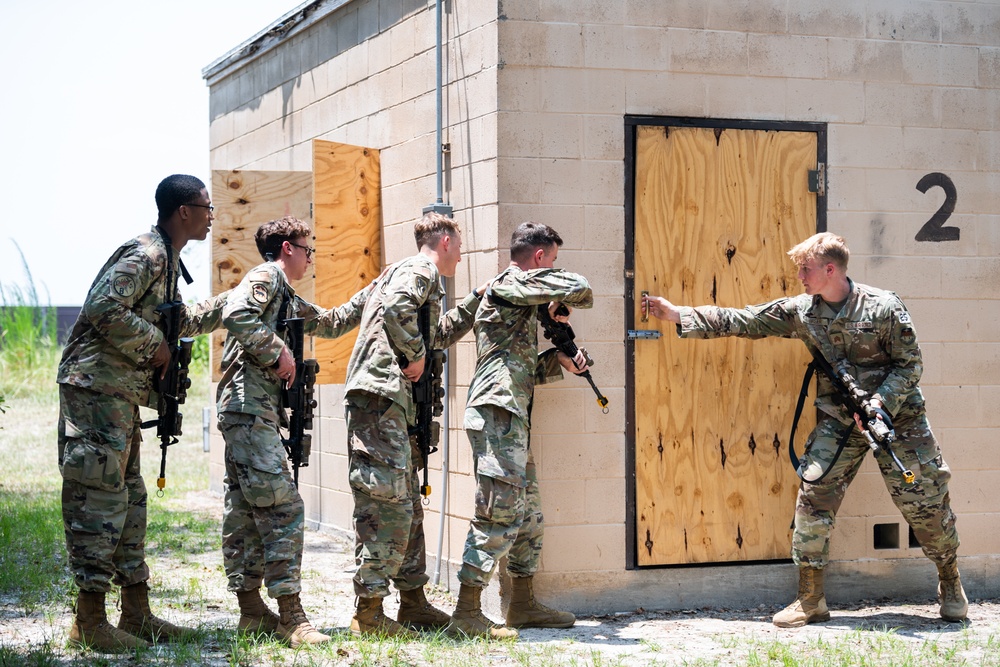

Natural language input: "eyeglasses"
[184,203,215,212]
[289,242,315,259]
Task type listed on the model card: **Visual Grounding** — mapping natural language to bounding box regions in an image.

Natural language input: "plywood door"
[633,125,818,566]
[211,170,313,382]
[312,139,382,384]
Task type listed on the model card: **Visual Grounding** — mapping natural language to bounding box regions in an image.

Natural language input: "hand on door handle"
[641,294,682,324]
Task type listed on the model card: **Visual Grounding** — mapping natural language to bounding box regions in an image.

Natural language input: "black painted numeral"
[914,172,959,242]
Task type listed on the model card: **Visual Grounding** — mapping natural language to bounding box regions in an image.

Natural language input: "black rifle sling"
[788,359,853,485]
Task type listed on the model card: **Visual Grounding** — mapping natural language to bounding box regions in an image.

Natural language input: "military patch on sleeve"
[111,273,137,298]
[252,283,269,304]
[901,327,916,345]
[897,312,912,324]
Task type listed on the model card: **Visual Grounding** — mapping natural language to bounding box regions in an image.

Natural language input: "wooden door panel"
[634,125,817,566]
[211,170,313,382]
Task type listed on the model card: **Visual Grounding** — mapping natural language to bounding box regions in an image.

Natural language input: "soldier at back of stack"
[57,174,229,653]
[217,216,373,648]
[449,221,593,640]
[642,232,967,628]
[344,212,486,637]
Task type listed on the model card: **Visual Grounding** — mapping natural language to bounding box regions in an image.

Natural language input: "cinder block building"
[203,0,1000,614]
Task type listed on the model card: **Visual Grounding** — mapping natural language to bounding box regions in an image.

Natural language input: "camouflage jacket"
[57,227,228,407]
[677,279,925,423]
[465,266,593,425]
[344,254,481,424]
[217,262,371,423]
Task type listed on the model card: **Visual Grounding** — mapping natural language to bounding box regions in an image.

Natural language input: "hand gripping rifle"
[279,317,320,488]
[791,347,914,484]
[142,301,194,496]
[537,303,609,413]
[401,303,445,501]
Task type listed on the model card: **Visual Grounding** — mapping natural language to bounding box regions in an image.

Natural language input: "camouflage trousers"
[346,391,429,598]
[219,411,305,598]
[458,405,543,588]
[794,412,959,568]
[57,384,150,593]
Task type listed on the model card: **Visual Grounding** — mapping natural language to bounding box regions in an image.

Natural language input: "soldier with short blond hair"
[643,231,966,628]
[344,211,485,637]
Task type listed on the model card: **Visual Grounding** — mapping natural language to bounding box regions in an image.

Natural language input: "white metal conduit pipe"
[431,0,450,588]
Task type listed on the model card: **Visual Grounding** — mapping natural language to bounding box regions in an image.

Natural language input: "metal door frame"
[623,115,828,569]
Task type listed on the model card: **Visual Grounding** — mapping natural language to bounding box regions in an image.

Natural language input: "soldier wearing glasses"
[57,174,229,652]
[216,216,373,647]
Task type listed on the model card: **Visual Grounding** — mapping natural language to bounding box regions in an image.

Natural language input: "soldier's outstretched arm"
[302,280,376,339]
[433,289,483,349]
[179,289,232,338]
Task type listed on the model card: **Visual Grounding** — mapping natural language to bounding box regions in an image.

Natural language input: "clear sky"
[0,0,305,306]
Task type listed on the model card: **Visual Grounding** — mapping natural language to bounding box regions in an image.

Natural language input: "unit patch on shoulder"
[897,312,912,324]
[252,283,269,304]
[900,327,916,345]
[111,273,137,298]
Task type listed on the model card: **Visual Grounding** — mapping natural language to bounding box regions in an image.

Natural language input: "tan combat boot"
[276,592,331,647]
[351,596,414,638]
[506,576,575,629]
[446,584,518,640]
[236,588,280,634]
[69,590,149,653]
[117,581,192,642]
[397,587,451,630]
[937,561,969,622]
[772,566,830,628]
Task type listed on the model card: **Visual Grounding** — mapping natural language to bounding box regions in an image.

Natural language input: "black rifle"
[142,301,194,496]
[537,303,609,413]
[790,347,914,484]
[402,303,445,500]
[279,317,319,488]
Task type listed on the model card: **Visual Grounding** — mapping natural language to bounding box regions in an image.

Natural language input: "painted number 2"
[914,172,959,242]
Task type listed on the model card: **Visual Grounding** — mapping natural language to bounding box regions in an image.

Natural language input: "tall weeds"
[0,240,59,402]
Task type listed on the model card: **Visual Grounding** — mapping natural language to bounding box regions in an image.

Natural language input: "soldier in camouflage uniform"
[58,174,229,652]
[643,232,967,628]
[450,222,593,640]
[217,216,372,648]
[344,212,485,637]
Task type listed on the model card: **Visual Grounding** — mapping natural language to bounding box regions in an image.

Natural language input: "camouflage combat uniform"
[218,262,371,599]
[676,279,960,569]
[458,267,593,588]
[344,254,482,598]
[57,227,228,593]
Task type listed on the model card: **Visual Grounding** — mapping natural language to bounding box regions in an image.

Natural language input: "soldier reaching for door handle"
[642,232,967,628]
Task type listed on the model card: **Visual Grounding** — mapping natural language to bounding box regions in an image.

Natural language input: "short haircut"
[255,216,312,261]
[414,212,460,250]
[787,232,850,271]
[155,174,207,222]
[509,221,563,262]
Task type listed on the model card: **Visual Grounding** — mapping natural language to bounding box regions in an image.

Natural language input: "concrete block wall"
[204,0,506,579]
[206,0,1000,612]
[493,0,1000,608]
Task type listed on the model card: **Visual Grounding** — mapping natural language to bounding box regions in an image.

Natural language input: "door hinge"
[628,329,662,340]
[808,165,826,197]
